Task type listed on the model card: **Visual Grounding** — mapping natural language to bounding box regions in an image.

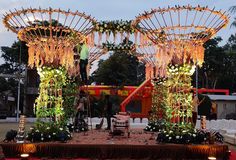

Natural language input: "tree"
[0,40,28,115]
[199,37,226,89]
[91,51,145,86]
[192,35,236,93]
[0,40,28,74]
[192,37,225,89]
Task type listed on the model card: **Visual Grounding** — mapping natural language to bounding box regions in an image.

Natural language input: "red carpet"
[230,150,236,160]
[4,152,236,159]
[5,151,236,160]
[6,158,90,160]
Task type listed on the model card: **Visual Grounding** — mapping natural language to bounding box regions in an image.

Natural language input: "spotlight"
[20,153,29,159]
[227,150,231,158]
[208,156,216,160]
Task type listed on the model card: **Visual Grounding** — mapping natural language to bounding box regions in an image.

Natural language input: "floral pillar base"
[166,64,195,126]
[35,67,67,125]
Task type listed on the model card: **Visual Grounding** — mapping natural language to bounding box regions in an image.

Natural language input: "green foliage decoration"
[149,77,168,123]
[165,63,195,126]
[26,122,72,142]
[34,66,67,126]
[62,79,78,122]
[102,41,135,51]
[94,20,135,34]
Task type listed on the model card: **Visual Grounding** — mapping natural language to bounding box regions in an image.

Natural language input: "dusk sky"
[0,0,235,65]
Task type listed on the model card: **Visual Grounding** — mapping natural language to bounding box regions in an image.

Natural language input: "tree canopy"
[0,40,28,74]
[192,35,236,92]
[91,51,145,86]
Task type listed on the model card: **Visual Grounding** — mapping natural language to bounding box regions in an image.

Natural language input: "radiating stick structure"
[3,8,96,70]
[132,5,229,125]
[132,5,229,66]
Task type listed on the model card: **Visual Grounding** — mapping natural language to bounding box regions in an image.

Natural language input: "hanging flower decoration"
[132,5,229,67]
[3,8,97,71]
[90,20,144,50]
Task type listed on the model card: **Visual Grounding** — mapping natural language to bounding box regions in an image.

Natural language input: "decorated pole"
[3,8,97,126]
[132,5,229,127]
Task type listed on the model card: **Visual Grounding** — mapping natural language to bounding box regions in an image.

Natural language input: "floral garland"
[165,63,195,125]
[34,66,67,123]
[148,77,168,123]
[94,20,135,34]
[102,41,135,51]
[26,124,72,142]
[156,123,224,144]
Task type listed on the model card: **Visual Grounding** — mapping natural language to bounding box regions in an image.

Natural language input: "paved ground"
[0,122,34,141]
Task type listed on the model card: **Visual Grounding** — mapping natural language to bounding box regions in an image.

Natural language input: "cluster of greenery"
[166,64,193,123]
[62,79,78,122]
[93,20,135,34]
[156,123,224,144]
[35,66,67,121]
[144,119,166,132]
[102,41,135,51]
[149,77,168,123]
[26,122,72,142]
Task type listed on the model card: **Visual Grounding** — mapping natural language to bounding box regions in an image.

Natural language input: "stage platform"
[0,130,230,160]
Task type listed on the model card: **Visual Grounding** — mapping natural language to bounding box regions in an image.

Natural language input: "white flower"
[169,137,172,140]
[59,128,63,131]
[53,132,56,135]
[176,136,180,139]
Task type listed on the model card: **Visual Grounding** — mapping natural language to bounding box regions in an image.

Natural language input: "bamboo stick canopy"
[3,8,97,70]
[132,5,229,66]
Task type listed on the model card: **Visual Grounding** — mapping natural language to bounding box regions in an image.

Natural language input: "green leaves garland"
[94,20,135,34]
[149,77,168,123]
[165,63,194,125]
[35,66,67,125]
[102,41,135,51]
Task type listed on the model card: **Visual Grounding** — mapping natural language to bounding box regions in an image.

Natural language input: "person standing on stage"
[79,38,89,84]
[105,95,113,130]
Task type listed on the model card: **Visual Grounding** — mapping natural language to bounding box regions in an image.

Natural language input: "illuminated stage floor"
[0,130,230,160]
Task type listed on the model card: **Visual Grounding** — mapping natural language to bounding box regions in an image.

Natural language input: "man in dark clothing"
[105,95,112,130]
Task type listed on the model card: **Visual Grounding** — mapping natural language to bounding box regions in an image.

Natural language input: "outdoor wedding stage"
[0,129,230,160]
